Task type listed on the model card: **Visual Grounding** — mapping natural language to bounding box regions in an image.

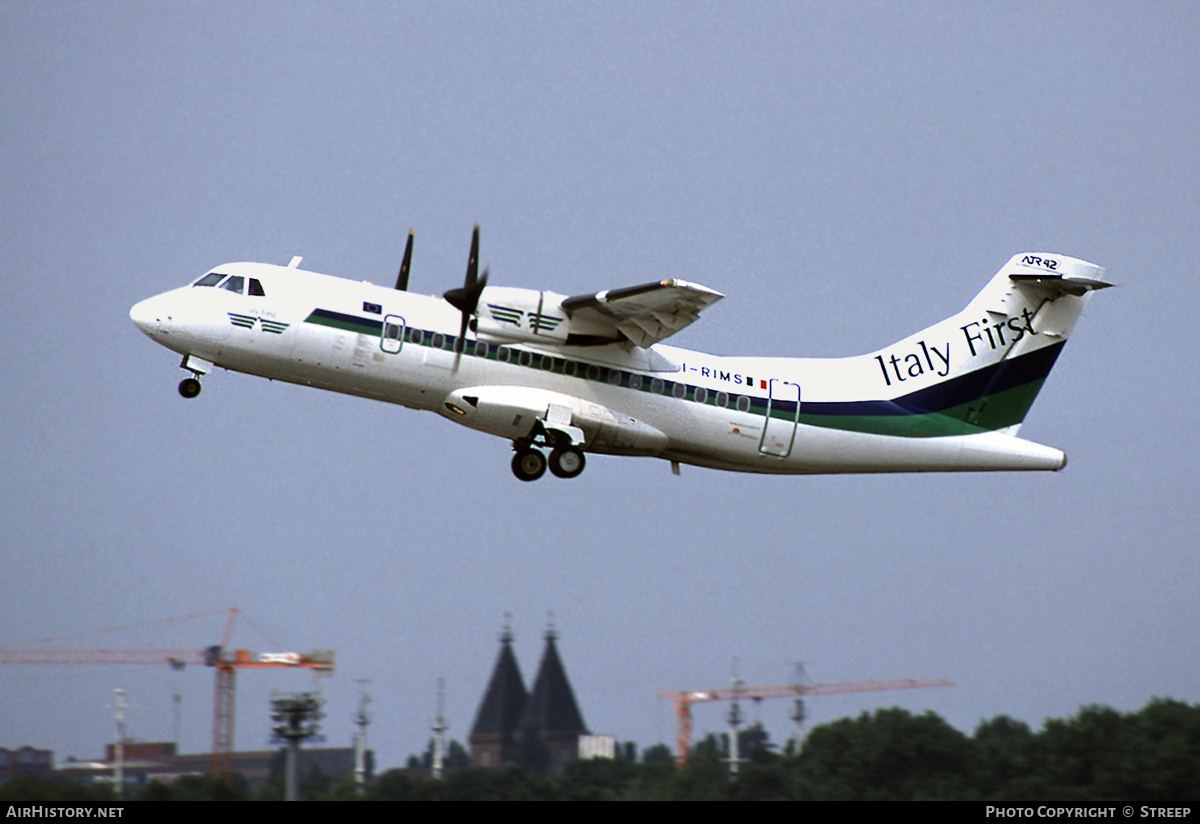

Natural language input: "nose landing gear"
[178,377,202,399]
[176,355,212,400]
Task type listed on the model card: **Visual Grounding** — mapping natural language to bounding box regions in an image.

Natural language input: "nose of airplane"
[129,297,153,333]
[130,295,167,337]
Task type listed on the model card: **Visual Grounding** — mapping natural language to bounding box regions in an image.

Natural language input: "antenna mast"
[432,677,448,780]
[353,679,371,794]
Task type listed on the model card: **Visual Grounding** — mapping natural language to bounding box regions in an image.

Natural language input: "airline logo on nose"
[228,312,290,334]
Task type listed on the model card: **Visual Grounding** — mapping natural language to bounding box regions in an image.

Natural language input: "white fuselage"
[130,261,1070,476]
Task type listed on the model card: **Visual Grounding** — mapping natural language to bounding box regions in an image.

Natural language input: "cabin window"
[474,340,488,358]
[587,364,600,381]
[695,387,708,404]
[432,333,445,349]
[194,272,225,287]
[519,351,532,367]
[651,378,664,394]
[737,395,750,412]
[541,356,554,371]
[497,346,511,363]
[629,374,642,390]
[716,391,728,408]
[673,382,687,399]
[564,361,577,377]
[221,276,245,294]
[249,278,266,297]
[410,329,424,345]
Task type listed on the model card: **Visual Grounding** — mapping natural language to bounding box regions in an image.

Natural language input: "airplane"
[130,228,1110,481]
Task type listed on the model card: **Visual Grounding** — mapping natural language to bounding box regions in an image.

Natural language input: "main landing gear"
[512,448,547,481]
[511,439,587,482]
[548,444,585,479]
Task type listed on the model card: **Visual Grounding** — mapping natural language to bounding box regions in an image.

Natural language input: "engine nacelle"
[473,286,620,347]
[472,286,571,345]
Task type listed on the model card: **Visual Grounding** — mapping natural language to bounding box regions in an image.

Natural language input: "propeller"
[442,224,488,365]
[394,230,414,291]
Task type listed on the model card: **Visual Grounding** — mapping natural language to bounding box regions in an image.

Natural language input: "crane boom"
[659,677,954,763]
[0,608,333,777]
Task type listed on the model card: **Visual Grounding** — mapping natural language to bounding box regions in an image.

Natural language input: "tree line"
[3,698,1196,801]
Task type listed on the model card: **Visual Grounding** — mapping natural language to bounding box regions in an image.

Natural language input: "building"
[522,625,588,775]
[54,741,358,792]
[468,623,589,775]
[0,746,54,782]
[468,625,529,769]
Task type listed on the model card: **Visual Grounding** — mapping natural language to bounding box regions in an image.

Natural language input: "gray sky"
[2,1,1196,770]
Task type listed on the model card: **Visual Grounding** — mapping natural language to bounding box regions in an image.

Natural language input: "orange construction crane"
[0,608,333,777]
[659,676,954,764]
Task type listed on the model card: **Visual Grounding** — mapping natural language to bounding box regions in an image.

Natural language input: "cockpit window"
[194,272,226,287]
[221,275,245,294]
[248,278,266,297]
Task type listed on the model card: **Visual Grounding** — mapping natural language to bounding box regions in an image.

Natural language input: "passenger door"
[759,379,800,458]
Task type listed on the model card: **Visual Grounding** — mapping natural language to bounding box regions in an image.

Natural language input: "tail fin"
[869,253,1110,435]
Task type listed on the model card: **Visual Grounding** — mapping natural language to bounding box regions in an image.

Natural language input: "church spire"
[468,616,528,768]
[522,615,587,739]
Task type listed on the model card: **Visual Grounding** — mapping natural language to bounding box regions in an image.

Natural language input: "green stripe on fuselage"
[305,312,379,335]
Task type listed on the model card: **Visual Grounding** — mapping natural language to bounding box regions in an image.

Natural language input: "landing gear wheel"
[511,448,547,482]
[549,445,586,479]
[178,377,202,399]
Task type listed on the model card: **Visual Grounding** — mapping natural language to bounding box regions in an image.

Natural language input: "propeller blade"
[444,225,484,313]
[445,226,486,371]
[453,267,489,370]
[394,230,414,291]
[465,224,479,289]
[456,312,470,354]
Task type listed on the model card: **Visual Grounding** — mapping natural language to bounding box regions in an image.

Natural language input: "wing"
[560,279,724,348]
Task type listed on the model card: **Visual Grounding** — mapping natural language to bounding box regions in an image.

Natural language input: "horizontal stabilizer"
[1005,253,1112,296]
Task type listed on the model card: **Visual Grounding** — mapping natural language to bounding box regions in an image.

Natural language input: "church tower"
[468,618,591,774]
[467,622,528,768]
[521,620,588,775]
